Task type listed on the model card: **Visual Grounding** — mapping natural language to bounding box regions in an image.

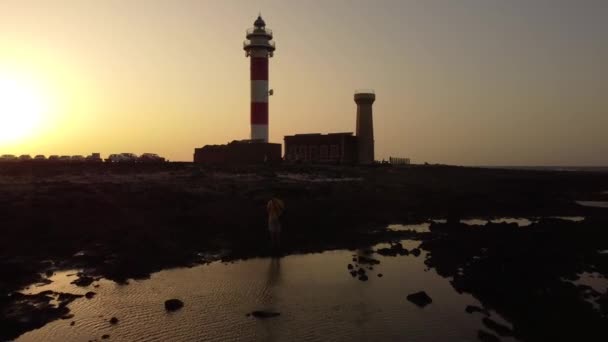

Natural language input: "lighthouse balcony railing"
[243,39,276,49]
[355,89,375,95]
[246,28,273,38]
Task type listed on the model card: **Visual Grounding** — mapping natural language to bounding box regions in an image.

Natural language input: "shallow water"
[550,216,585,222]
[490,217,533,226]
[460,219,488,226]
[386,223,430,233]
[17,241,516,342]
[453,216,584,227]
[576,201,608,208]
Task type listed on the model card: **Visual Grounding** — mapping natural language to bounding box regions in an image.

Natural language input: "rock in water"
[377,273,383,277]
[358,274,368,281]
[347,264,354,270]
[164,299,184,312]
[357,255,380,265]
[85,291,96,299]
[477,330,500,342]
[411,248,421,257]
[406,291,433,308]
[109,317,119,324]
[71,276,95,287]
[101,334,110,339]
[249,311,280,318]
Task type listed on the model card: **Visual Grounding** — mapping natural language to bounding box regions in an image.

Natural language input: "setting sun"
[0,74,48,144]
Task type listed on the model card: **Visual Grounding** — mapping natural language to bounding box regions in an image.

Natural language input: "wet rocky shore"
[1,162,607,341]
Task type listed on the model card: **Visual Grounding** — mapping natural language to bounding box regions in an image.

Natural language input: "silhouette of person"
[266,197,284,249]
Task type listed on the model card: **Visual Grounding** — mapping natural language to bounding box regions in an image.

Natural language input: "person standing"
[267,197,285,248]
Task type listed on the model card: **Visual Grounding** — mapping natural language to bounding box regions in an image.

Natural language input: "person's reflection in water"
[259,257,282,342]
[262,257,282,301]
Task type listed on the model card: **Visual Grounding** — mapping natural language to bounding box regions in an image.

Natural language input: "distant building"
[193,140,281,164]
[283,133,358,164]
[283,90,376,165]
[389,157,410,165]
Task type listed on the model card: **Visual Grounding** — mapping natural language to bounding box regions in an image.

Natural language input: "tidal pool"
[387,223,431,233]
[445,217,585,227]
[576,201,608,208]
[17,240,516,342]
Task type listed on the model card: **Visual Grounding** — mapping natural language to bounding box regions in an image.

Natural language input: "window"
[329,145,339,160]
[309,146,318,161]
[300,146,308,161]
[320,145,328,161]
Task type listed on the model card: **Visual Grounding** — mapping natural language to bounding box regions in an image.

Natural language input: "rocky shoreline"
[1,163,607,341]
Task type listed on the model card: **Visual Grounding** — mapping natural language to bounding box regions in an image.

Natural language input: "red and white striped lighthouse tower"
[244,15,275,142]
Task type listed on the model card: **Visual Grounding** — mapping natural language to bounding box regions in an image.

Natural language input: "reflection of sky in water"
[491,217,533,226]
[429,216,586,228]
[458,219,486,226]
[17,241,517,342]
[569,272,608,312]
[574,272,608,293]
[549,216,585,222]
[387,223,430,232]
[576,201,608,208]
[22,271,85,295]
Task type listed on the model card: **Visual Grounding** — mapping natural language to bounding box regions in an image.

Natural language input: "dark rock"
[85,291,96,299]
[61,314,74,320]
[358,274,368,281]
[599,292,608,315]
[249,310,280,318]
[347,264,353,270]
[349,270,357,277]
[102,334,110,339]
[465,305,490,316]
[357,268,366,275]
[70,321,75,326]
[164,299,184,312]
[407,291,433,308]
[477,330,500,342]
[411,248,421,257]
[376,243,409,256]
[357,255,380,265]
[45,270,54,277]
[378,273,383,277]
[482,317,514,337]
[109,317,118,324]
[71,276,95,287]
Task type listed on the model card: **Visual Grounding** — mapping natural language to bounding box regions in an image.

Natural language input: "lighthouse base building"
[193,140,281,164]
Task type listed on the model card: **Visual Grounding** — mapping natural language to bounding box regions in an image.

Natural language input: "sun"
[0,75,48,144]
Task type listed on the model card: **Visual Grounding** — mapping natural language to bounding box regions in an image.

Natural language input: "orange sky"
[1,0,607,165]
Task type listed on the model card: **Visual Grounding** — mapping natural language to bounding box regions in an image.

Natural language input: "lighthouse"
[243,15,275,142]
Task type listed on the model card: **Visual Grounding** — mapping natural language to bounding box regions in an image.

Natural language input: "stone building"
[194,140,281,164]
[283,133,358,164]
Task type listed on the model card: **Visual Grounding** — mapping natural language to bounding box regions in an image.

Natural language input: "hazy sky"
[1,0,607,165]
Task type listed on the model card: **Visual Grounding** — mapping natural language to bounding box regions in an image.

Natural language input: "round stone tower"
[354,90,376,164]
